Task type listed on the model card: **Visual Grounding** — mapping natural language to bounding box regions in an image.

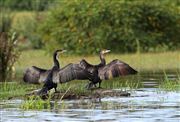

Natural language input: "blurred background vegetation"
[1,0,180,54]
[0,0,180,82]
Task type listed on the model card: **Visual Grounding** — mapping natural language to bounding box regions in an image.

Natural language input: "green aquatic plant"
[20,87,72,110]
[21,95,52,110]
[158,72,180,91]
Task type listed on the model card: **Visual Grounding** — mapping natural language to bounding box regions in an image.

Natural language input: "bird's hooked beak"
[102,49,111,54]
[104,49,111,54]
[56,49,67,58]
[60,49,67,53]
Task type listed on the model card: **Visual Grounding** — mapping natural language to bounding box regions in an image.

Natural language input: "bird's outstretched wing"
[80,59,93,68]
[98,59,137,80]
[52,63,92,83]
[23,66,51,84]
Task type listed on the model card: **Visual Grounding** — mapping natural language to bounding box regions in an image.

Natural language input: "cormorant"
[34,51,93,95]
[23,49,66,84]
[80,49,138,88]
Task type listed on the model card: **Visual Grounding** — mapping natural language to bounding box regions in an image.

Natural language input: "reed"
[158,72,180,91]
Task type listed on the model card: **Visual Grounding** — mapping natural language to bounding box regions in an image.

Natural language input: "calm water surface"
[1,71,180,122]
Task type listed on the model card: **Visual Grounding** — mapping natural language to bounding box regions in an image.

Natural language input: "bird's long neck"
[99,53,106,66]
[53,53,60,68]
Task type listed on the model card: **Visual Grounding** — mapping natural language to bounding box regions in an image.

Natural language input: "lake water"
[1,71,180,122]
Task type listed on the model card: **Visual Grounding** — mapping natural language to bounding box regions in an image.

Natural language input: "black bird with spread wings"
[23,49,92,94]
[23,49,66,84]
[80,49,138,88]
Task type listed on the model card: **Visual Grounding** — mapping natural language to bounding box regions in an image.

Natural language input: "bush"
[39,0,180,54]
[0,13,20,82]
[12,12,43,49]
[129,3,180,52]
[1,0,56,11]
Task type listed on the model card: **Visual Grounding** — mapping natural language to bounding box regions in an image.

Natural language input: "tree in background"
[0,13,20,82]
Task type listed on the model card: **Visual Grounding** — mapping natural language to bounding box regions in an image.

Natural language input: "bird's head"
[54,49,67,58]
[100,49,111,55]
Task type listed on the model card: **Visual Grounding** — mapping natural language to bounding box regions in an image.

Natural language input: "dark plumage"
[80,49,138,88]
[32,51,92,95]
[45,63,92,84]
[38,63,92,95]
[23,66,50,84]
[23,49,65,84]
[98,59,137,80]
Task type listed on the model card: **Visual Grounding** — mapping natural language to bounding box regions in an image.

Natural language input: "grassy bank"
[15,50,180,73]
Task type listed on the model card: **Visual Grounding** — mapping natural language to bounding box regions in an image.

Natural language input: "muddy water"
[1,71,180,122]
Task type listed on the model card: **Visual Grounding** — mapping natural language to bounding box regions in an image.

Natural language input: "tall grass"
[0,82,39,100]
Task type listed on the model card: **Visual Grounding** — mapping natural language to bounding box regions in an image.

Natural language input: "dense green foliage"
[39,0,180,54]
[2,0,180,54]
[1,0,56,11]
